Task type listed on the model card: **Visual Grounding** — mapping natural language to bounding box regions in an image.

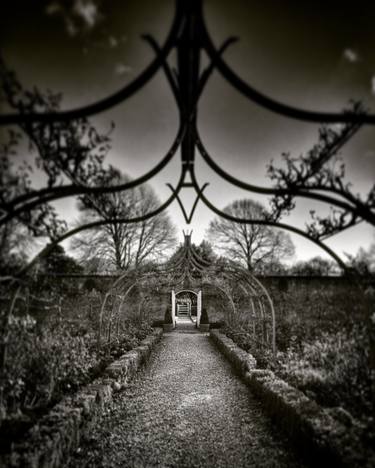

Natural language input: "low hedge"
[210,330,373,467]
[1,328,163,468]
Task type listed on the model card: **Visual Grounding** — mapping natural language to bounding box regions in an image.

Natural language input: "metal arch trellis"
[1,0,375,277]
[200,281,237,321]
[98,232,277,353]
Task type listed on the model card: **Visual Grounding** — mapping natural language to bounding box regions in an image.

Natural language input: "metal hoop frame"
[96,232,277,352]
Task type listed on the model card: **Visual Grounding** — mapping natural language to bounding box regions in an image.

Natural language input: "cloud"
[114,63,132,76]
[109,36,118,48]
[73,0,100,29]
[342,48,360,63]
[45,0,101,36]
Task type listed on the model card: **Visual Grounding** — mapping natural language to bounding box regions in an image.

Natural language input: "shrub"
[274,326,372,419]
[0,296,153,427]
[164,307,172,324]
[0,317,94,419]
[225,322,372,425]
[210,320,225,329]
[151,319,165,328]
[200,308,209,324]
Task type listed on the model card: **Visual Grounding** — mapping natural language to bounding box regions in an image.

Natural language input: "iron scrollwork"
[1,0,375,275]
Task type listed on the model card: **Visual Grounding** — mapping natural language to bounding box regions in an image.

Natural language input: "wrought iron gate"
[1,0,374,276]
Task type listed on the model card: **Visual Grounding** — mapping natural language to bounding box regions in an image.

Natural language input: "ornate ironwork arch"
[1,0,374,280]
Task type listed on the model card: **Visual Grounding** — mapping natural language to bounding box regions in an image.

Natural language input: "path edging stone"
[3,328,163,468]
[210,329,371,467]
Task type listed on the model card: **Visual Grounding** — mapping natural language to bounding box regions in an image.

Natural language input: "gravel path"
[70,332,305,467]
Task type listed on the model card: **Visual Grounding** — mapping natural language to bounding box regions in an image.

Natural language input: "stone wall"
[37,274,373,333]
[257,276,371,347]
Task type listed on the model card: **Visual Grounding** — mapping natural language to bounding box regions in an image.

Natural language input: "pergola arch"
[100,271,178,342]
[98,232,276,354]
[200,280,236,320]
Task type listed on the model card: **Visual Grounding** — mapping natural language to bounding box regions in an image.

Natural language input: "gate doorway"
[172,289,202,327]
[177,300,190,317]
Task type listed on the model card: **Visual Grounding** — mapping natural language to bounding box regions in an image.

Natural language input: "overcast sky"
[1,0,374,261]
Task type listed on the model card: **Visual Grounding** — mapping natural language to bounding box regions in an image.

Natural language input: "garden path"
[70,332,305,467]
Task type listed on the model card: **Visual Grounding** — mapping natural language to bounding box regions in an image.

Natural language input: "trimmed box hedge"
[2,328,163,468]
[210,330,372,467]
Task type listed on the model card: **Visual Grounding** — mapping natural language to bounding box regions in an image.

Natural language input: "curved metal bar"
[142,34,181,108]
[198,37,238,97]
[201,280,237,318]
[196,135,355,211]
[196,131,375,226]
[1,121,186,226]
[195,129,368,214]
[168,253,187,271]
[167,182,209,223]
[201,25,375,124]
[13,169,186,280]
[98,291,112,342]
[189,246,212,267]
[0,1,184,126]
[233,265,276,354]
[189,166,348,271]
[5,119,185,210]
[109,266,180,296]
[107,294,122,343]
[219,266,259,295]
[175,288,198,296]
[187,250,207,273]
[99,281,139,342]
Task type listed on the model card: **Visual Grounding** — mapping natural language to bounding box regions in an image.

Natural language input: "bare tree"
[132,184,177,268]
[72,172,177,271]
[0,59,114,269]
[207,199,295,272]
